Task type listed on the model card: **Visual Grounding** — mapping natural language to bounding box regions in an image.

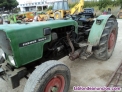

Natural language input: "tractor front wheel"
[54,11,61,20]
[94,17,118,60]
[24,60,71,92]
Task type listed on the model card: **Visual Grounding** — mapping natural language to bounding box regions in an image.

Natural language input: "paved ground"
[0,19,122,92]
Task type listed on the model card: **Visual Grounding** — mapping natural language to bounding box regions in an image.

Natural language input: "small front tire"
[54,11,62,20]
[24,60,71,92]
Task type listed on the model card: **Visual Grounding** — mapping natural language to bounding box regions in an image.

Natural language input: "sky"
[17,0,44,4]
[17,0,93,4]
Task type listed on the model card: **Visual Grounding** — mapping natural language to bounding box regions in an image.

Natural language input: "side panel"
[88,14,115,46]
[4,20,78,68]
[15,27,51,68]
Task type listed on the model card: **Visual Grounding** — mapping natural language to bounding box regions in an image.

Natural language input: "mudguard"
[88,14,116,46]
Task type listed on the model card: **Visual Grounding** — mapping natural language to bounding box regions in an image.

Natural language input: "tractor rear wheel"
[24,60,71,92]
[94,17,118,60]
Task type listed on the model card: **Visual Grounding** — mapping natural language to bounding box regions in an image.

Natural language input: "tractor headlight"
[8,56,15,66]
[2,52,5,59]
[0,48,6,64]
[0,48,5,59]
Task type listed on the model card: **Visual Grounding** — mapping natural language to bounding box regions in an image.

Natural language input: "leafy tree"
[0,0,18,11]
[117,0,122,8]
[68,0,122,10]
[98,0,112,10]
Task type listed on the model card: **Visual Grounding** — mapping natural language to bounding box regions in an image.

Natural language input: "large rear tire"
[24,60,71,92]
[94,17,118,60]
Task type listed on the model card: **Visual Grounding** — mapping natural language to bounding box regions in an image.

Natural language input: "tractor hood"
[0,20,78,68]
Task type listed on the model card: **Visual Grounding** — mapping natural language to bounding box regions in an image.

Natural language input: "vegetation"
[84,0,122,10]
[69,2,78,9]
[0,0,18,11]
[45,6,53,11]
[66,0,122,17]
[68,0,122,10]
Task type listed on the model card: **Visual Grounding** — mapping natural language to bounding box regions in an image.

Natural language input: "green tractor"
[0,14,22,24]
[1,13,34,24]
[0,10,118,92]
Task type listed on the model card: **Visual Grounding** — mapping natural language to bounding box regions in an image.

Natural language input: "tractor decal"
[19,37,47,47]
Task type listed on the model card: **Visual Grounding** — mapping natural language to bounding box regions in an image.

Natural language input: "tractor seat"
[79,8,95,20]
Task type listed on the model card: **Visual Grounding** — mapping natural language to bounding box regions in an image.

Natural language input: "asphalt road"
[0,19,122,92]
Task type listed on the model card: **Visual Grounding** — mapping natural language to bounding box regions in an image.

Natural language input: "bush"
[45,6,53,11]
[84,1,99,8]
[69,2,78,9]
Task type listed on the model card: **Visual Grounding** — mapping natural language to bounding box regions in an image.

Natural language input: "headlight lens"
[8,56,15,66]
[0,48,5,58]
[2,53,5,59]
[0,48,5,61]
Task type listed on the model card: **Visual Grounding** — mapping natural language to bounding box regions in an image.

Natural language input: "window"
[58,2,63,9]
[53,2,58,10]
[64,2,69,10]
[53,1,69,10]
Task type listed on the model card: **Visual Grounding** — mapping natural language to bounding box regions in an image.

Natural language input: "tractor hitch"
[69,48,82,61]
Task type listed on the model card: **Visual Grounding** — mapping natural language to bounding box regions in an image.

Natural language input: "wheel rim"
[44,75,65,92]
[108,29,116,52]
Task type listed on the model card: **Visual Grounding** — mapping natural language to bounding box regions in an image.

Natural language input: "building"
[17,0,52,12]
[17,0,88,12]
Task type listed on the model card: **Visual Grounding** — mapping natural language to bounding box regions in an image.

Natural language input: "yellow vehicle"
[38,12,50,21]
[117,9,122,19]
[15,12,34,22]
[41,0,84,20]
[21,12,34,22]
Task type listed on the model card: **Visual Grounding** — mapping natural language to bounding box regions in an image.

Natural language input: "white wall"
[20,7,26,12]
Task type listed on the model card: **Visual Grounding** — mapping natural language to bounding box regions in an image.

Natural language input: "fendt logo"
[19,37,47,47]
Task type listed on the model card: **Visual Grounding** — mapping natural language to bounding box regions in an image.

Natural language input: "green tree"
[117,0,122,8]
[98,0,113,10]
[0,0,18,10]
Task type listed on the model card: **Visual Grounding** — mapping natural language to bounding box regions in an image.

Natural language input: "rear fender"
[88,14,116,46]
